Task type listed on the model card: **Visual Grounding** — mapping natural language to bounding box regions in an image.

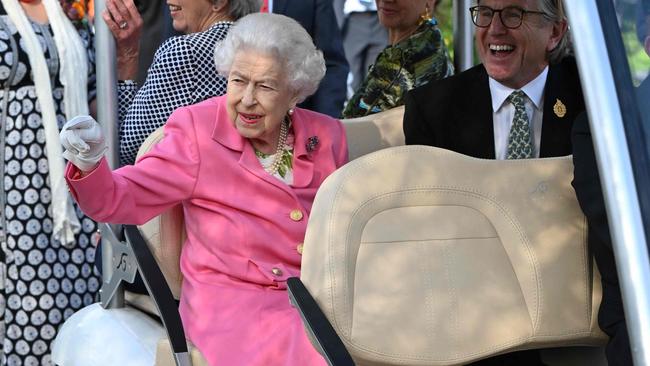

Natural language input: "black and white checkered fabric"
[118,22,232,166]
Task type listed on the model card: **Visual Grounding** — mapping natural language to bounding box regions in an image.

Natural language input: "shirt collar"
[489,65,549,112]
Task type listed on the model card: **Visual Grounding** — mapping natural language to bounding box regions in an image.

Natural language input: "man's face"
[475,0,566,89]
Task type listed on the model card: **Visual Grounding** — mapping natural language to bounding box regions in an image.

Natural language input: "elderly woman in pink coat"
[58,13,348,366]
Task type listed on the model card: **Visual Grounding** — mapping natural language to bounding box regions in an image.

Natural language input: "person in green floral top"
[342,0,453,118]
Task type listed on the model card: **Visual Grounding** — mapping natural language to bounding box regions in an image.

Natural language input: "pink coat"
[66,95,348,365]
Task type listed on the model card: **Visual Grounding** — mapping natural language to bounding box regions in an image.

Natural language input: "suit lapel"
[210,96,305,193]
[289,110,315,188]
[238,143,292,192]
[272,0,288,14]
[539,58,583,157]
[457,66,495,159]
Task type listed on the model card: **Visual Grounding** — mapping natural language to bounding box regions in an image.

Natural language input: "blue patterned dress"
[0,15,99,366]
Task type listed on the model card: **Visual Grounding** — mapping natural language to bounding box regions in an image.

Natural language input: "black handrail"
[124,225,190,362]
[287,277,355,366]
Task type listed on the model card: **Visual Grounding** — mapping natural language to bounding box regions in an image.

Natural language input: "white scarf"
[2,0,89,247]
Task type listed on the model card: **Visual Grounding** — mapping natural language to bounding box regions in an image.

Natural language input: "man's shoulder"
[547,56,581,88]
[551,56,579,71]
[409,64,488,102]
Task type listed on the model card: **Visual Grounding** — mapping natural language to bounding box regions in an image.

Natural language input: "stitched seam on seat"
[345,330,603,362]
[415,241,437,352]
[338,189,538,357]
[346,334,533,361]
[361,236,499,244]
[535,214,591,337]
[327,146,545,341]
[444,244,460,358]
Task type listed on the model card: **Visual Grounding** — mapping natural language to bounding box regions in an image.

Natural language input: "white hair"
[214,13,326,102]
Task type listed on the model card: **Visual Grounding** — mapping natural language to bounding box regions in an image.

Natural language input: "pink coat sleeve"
[66,107,201,225]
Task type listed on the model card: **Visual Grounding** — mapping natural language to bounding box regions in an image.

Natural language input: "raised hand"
[60,115,108,172]
[102,0,143,80]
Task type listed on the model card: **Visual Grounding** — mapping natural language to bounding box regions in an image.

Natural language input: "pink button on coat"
[66,95,349,365]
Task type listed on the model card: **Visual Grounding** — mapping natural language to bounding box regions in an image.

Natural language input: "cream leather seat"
[135,107,407,366]
[291,146,607,365]
[342,106,405,160]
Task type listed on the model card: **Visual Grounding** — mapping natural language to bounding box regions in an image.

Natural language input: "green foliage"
[616,0,650,85]
[435,1,455,61]
[623,30,650,85]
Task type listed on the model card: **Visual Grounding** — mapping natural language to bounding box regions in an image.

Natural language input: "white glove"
[60,115,108,172]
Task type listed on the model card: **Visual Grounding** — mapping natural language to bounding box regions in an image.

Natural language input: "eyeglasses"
[469,5,547,29]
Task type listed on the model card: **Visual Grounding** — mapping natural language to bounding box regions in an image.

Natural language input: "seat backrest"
[134,107,406,300]
[300,145,607,366]
[342,106,405,160]
[136,128,185,299]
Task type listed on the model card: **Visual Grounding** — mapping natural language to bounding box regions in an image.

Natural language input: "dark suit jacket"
[404,58,585,366]
[403,57,585,159]
[134,0,165,85]
[572,114,633,366]
[274,0,349,118]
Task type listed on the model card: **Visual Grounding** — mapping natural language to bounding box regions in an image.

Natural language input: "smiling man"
[403,0,583,162]
[403,1,584,365]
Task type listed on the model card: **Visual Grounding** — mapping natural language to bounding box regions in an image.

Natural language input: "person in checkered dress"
[103,0,260,166]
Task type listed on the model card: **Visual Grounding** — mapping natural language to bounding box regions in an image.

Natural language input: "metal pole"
[565,2,650,364]
[94,0,124,309]
[453,0,474,72]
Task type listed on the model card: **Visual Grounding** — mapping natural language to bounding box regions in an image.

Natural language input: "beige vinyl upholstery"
[300,145,607,365]
[343,106,405,160]
[136,130,186,300]
[154,339,209,366]
[134,107,406,366]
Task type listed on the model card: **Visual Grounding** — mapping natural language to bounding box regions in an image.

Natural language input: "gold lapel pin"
[553,99,567,118]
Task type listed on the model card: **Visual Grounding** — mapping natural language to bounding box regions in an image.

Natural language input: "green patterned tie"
[506,90,533,159]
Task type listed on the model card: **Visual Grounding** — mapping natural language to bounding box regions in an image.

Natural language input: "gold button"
[271,267,283,276]
[290,210,304,221]
[296,243,304,255]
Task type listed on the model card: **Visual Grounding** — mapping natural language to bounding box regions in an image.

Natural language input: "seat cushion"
[155,339,209,366]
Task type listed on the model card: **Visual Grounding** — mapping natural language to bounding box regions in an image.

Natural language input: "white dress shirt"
[268,0,274,12]
[489,66,549,160]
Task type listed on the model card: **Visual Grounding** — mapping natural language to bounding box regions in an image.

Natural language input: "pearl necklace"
[264,118,290,176]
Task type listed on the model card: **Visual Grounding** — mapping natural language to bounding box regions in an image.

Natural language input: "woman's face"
[167,0,219,34]
[376,0,433,34]
[226,50,299,153]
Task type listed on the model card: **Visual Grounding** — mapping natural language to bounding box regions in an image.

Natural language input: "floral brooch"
[306,136,319,154]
